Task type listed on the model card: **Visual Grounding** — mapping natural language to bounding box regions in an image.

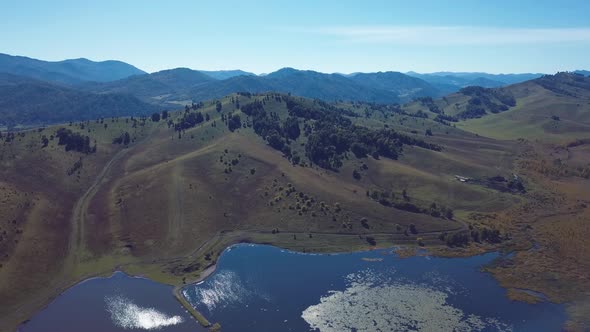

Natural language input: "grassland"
[1,81,589,330]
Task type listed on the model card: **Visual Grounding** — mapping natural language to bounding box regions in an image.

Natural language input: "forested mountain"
[349,71,443,98]
[84,67,442,105]
[0,73,156,127]
[0,53,145,85]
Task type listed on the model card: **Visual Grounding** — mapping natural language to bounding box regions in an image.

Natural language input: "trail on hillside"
[67,146,133,266]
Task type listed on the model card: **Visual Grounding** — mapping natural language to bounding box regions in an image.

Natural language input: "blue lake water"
[21,244,566,331]
[19,272,206,332]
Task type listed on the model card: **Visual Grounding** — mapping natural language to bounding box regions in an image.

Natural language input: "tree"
[162,111,169,119]
[365,236,377,246]
[123,132,130,145]
[151,112,161,122]
[283,116,301,140]
[352,169,362,180]
[216,101,222,112]
[227,114,241,132]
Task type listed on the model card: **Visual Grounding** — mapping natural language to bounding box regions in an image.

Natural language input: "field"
[1,78,590,330]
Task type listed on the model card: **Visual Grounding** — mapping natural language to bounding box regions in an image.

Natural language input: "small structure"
[454,175,470,182]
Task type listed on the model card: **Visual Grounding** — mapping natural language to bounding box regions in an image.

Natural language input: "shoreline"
[10,239,567,331]
[172,263,218,328]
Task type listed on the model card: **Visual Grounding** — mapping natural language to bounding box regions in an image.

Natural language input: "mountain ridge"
[0,53,146,85]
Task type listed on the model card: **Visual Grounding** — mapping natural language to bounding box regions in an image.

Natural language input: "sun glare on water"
[105,296,184,330]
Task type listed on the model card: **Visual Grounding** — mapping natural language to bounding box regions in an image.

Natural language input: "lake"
[21,244,566,331]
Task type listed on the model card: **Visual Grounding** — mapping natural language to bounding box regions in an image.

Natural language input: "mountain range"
[0,52,587,127]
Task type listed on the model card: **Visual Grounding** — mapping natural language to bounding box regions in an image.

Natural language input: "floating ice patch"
[302,270,512,332]
[105,296,183,330]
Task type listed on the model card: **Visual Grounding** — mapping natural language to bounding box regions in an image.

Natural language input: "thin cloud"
[290,26,590,45]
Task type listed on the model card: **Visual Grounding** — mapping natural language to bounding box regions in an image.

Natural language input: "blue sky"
[1,0,589,74]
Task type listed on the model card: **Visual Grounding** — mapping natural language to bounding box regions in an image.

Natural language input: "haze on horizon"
[1,0,589,74]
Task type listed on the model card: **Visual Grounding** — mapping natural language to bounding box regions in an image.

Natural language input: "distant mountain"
[349,71,442,98]
[81,68,215,104]
[199,69,256,80]
[0,53,146,85]
[260,68,402,103]
[87,67,449,105]
[0,73,157,127]
[575,70,590,77]
[406,71,543,94]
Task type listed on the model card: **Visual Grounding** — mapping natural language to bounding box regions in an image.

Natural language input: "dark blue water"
[19,272,206,332]
[21,244,566,331]
[183,244,566,332]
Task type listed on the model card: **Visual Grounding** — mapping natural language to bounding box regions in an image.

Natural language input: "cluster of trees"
[440,227,503,247]
[457,86,516,119]
[112,132,131,145]
[366,189,453,219]
[433,113,458,125]
[237,95,441,170]
[175,111,206,131]
[227,114,242,132]
[55,128,96,153]
[306,123,441,169]
[414,96,441,114]
[240,99,295,154]
[507,177,526,193]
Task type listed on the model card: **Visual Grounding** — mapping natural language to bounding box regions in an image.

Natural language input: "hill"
[403,72,590,142]
[0,73,157,128]
[82,68,215,106]
[0,53,145,85]
[349,71,443,98]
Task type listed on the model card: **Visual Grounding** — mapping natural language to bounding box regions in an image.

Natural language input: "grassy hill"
[404,72,590,143]
[0,53,145,85]
[0,73,158,128]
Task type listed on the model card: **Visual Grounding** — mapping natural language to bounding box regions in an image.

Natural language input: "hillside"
[0,73,157,128]
[403,72,590,142]
[0,53,145,85]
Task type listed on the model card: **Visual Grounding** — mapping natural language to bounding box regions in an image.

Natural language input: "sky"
[1,0,589,74]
